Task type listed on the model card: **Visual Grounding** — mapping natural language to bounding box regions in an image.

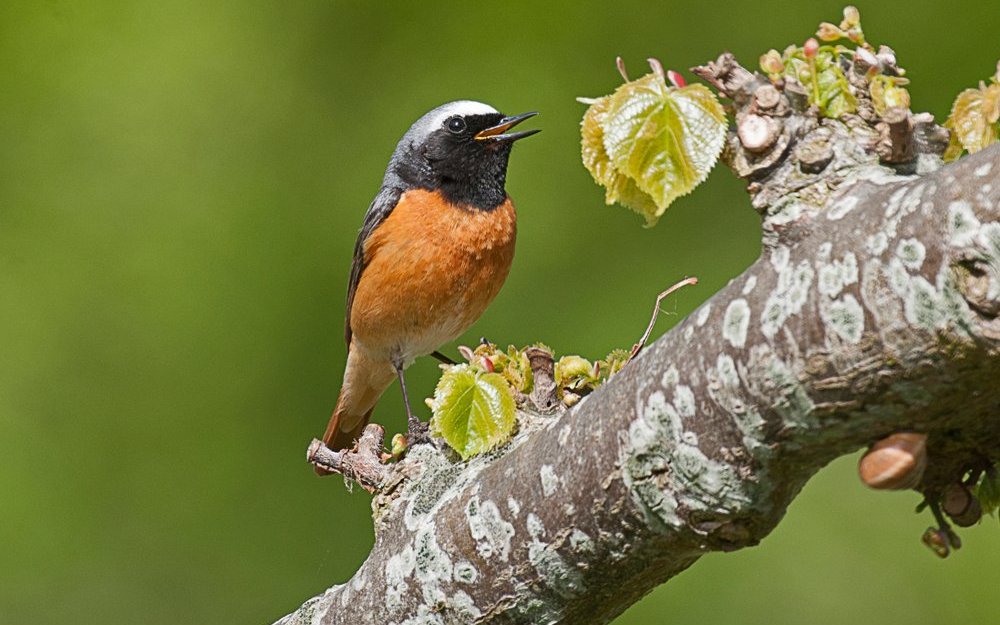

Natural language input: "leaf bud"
[816,22,844,42]
[457,345,475,362]
[921,527,950,558]
[562,391,581,407]
[803,38,819,60]
[759,49,785,75]
[666,70,687,88]
[390,433,408,460]
[841,5,861,28]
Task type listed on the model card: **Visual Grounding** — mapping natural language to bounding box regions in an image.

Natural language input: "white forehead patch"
[408,100,500,140]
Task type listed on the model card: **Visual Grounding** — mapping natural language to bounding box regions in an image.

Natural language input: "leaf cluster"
[760,6,908,120]
[428,344,631,459]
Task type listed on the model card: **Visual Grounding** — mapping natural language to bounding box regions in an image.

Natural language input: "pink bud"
[666,70,687,88]
[482,357,495,373]
[803,38,819,59]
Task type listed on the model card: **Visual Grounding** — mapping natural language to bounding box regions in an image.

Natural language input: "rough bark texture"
[276,54,1000,625]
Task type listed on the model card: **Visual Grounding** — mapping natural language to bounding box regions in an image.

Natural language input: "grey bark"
[275,56,1000,625]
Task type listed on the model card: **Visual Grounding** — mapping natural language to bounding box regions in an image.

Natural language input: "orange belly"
[349,189,517,364]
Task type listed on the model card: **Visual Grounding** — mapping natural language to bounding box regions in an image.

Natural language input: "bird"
[317,100,538,472]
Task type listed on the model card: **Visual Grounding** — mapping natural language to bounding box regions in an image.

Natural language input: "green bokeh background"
[2,2,998,623]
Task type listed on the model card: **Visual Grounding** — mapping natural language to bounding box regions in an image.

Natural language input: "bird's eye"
[446,116,466,134]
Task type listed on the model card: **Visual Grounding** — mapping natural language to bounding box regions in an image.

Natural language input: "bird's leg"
[431,350,456,365]
[394,360,430,445]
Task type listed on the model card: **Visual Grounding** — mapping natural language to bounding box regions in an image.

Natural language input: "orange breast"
[349,189,517,362]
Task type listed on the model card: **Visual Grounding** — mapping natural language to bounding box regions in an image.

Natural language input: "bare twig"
[628,276,699,361]
[690,52,754,98]
[306,424,388,493]
[877,106,915,163]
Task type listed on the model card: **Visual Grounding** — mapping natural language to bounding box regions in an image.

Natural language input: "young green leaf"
[555,355,597,392]
[599,348,631,378]
[581,71,727,226]
[870,75,911,116]
[813,51,857,118]
[471,343,534,393]
[603,74,728,224]
[429,364,516,460]
[783,48,856,119]
[977,466,1000,518]
[944,82,1000,161]
[581,95,661,220]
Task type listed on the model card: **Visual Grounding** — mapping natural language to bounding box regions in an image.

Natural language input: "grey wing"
[344,185,404,345]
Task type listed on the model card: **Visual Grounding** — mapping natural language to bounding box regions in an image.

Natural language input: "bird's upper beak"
[474,111,540,143]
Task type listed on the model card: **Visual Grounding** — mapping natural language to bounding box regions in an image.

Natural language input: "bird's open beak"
[474,111,540,143]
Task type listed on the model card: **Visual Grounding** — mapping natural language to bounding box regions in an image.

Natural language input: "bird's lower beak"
[474,111,540,143]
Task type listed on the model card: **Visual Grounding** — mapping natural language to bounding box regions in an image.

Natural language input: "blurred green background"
[2,1,998,623]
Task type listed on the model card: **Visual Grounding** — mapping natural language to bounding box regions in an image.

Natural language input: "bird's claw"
[407,416,432,447]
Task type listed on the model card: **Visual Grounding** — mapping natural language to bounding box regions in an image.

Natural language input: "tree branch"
[276,57,1000,625]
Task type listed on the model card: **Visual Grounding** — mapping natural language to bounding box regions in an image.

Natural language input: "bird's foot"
[407,415,432,447]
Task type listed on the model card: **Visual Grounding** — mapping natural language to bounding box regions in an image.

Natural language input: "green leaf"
[603,75,728,224]
[581,94,661,221]
[977,466,1000,518]
[429,364,516,460]
[581,72,727,226]
[944,83,1000,160]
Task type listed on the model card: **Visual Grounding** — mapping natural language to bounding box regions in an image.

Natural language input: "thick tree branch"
[276,60,1000,625]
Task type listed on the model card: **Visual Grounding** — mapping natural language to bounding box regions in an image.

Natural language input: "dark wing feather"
[344,185,404,345]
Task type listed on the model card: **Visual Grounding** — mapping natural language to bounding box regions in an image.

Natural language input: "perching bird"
[317,101,538,470]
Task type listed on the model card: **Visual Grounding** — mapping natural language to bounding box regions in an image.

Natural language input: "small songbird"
[317,101,538,470]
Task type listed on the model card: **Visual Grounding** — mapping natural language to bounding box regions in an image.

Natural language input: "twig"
[690,53,754,98]
[307,424,389,493]
[628,277,699,362]
[877,106,915,164]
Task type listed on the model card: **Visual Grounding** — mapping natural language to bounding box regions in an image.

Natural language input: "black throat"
[437,148,510,210]
[391,138,513,211]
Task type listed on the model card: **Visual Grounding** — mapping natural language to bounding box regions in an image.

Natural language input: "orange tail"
[316,345,395,475]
